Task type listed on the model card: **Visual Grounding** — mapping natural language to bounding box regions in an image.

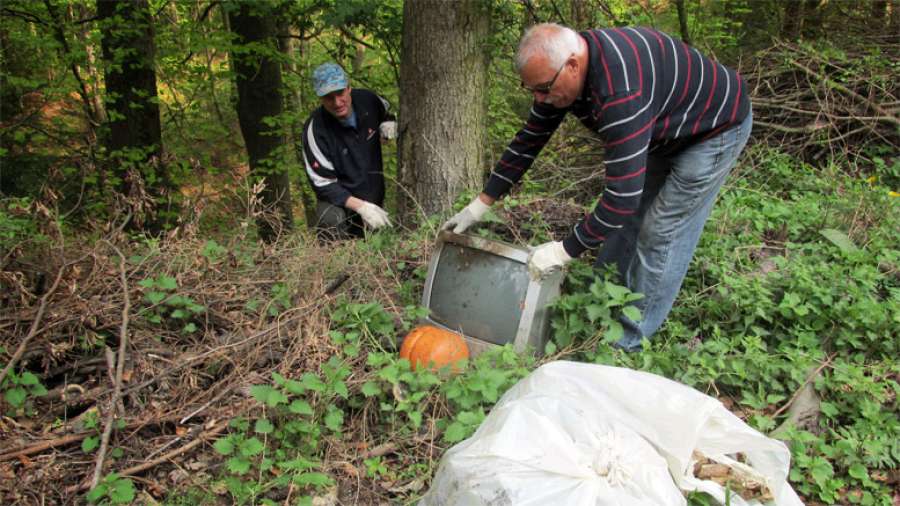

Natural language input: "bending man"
[443,24,752,351]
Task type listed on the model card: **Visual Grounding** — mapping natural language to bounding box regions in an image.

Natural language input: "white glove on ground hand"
[379,121,397,140]
[441,197,491,234]
[356,201,391,229]
[527,241,572,280]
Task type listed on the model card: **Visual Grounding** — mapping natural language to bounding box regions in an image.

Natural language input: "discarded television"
[419,231,563,357]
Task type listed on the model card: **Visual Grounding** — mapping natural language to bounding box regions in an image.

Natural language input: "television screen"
[427,242,530,346]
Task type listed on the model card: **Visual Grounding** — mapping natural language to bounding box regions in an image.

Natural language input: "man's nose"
[533,90,550,103]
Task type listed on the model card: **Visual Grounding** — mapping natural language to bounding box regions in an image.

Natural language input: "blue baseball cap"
[312,63,349,97]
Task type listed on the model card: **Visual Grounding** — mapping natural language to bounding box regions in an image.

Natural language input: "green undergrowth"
[195,147,896,505]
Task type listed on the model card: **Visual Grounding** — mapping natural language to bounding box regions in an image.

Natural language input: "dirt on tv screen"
[427,242,530,346]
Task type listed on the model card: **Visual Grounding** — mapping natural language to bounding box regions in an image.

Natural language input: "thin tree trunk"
[228,2,294,242]
[280,25,317,227]
[674,0,691,45]
[570,0,590,30]
[398,0,491,222]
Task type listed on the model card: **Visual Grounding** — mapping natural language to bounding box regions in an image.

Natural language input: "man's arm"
[483,101,567,200]
[301,117,353,207]
[442,102,565,234]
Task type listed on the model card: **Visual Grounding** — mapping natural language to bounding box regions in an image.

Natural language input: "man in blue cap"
[302,62,397,239]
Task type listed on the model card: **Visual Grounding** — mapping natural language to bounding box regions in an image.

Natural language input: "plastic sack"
[420,361,803,506]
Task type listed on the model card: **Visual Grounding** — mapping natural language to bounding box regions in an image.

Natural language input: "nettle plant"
[548,262,644,357]
[212,360,345,503]
[137,275,206,334]
[1,368,48,416]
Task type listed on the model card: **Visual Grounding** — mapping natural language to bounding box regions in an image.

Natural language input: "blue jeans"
[594,112,753,351]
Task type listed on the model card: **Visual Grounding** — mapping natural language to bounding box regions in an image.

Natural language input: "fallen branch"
[0,264,68,386]
[89,242,131,489]
[772,353,835,420]
[67,419,229,494]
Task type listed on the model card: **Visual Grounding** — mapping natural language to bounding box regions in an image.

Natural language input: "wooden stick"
[89,243,131,489]
[772,354,835,419]
[0,265,67,387]
[67,419,229,493]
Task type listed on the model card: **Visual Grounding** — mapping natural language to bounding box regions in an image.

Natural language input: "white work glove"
[527,241,572,280]
[356,201,391,229]
[379,121,397,140]
[441,197,491,234]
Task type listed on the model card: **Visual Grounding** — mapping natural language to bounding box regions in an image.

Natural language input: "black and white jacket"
[302,89,394,207]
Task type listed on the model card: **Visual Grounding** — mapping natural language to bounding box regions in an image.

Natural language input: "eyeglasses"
[521,55,571,94]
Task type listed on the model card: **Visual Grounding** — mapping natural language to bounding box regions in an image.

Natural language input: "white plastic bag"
[420,361,803,506]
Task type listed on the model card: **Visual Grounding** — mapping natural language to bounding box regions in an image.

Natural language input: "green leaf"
[213,438,234,455]
[407,410,423,428]
[255,419,274,434]
[239,437,265,457]
[86,483,108,503]
[227,457,251,475]
[300,373,326,392]
[819,228,857,253]
[82,436,100,453]
[604,282,630,300]
[605,321,624,343]
[109,477,135,504]
[361,381,381,397]
[585,304,608,323]
[158,276,178,290]
[293,472,333,487]
[810,457,834,485]
[170,308,186,319]
[145,291,166,305]
[137,278,155,288]
[333,381,349,399]
[622,305,642,322]
[324,408,343,432]
[18,371,40,386]
[278,456,318,471]
[443,422,468,442]
[182,323,198,334]
[5,387,27,408]
[848,463,868,480]
[288,400,314,416]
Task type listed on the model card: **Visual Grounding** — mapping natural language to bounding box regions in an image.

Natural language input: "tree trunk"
[279,25,317,227]
[674,0,691,45]
[782,1,803,39]
[398,0,490,222]
[227,2,294,242]
[97,0,167,229]
[570,0,590,30]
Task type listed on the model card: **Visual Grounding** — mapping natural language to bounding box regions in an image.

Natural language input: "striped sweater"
[484,27,751,258]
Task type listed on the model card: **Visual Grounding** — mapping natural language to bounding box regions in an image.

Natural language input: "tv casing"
[420,231,564,357]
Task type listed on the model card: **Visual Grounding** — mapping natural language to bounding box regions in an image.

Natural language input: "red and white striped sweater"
[484,27,751,257]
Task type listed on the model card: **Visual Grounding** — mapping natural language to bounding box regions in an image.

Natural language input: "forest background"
[0,0,898,505]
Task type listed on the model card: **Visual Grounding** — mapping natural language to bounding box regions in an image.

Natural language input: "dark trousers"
[314,201,364,240]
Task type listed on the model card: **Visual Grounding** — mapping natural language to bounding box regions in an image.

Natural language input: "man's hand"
[379,121,397,140]
[527,241,572,280]
[441,196,491,234]
[355,201,391,229]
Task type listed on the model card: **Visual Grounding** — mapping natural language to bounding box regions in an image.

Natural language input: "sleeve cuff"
[562,234,589,258]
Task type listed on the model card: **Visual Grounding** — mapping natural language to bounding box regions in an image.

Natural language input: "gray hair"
[515,23,580,72]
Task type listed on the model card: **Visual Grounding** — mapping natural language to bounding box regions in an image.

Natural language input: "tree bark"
[227,2,294,242]
[674,0,691,45]
[782,1,803,40]
[97,0,167,229]
[398,0,490,222]
[570,0,590,30]
[279,25,317,227]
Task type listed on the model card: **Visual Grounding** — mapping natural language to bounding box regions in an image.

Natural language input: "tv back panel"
[420,231,563,357]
